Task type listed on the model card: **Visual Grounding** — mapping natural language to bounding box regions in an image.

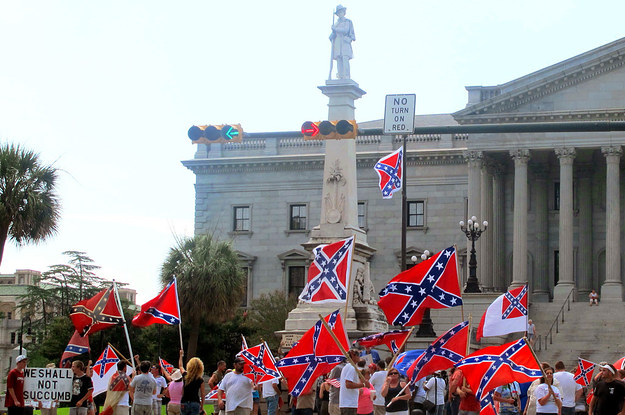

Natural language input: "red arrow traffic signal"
[301,121,319,137]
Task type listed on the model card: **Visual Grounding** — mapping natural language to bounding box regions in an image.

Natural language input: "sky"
[1,0,625,303]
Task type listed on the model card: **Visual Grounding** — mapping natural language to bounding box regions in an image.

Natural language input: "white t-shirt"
[151,375,168,400]
[369,371,387,406]
[413,378,426,404]
[553,371,581,408]
[534,383,561,414]
[219,371,253,412]
[262,378,279,398]
[118,393,130,407]
[424,377,445,406]
[339,364,359,408]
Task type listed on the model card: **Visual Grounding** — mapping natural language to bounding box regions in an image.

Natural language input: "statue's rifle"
[328,10,335,80]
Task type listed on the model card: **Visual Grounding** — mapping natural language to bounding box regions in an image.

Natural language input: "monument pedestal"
[281,79,387,344]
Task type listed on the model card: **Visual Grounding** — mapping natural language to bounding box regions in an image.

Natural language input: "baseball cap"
[16,355,28,363]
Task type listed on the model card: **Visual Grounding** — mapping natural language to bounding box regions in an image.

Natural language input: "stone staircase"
[529,300,625,369]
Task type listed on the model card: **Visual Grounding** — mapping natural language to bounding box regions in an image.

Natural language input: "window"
[407,200,425,228]
[10,332,15,344]
[289,204,307,231]
[358,202,367,229]
[233,206,251,232]
[288,266,306,297]
[240,267,249,307]
[553,182,560,210]
[554,250,559,285]
[7,312,12,320]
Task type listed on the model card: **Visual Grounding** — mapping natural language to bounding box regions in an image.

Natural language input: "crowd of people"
[4,347,625,415]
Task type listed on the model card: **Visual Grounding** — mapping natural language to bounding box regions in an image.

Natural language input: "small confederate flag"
[378,246,462,326]
[70,285,124,336]
[206,386,225,401]
[574,358,596,386]
[614,356,625,371]
[374,147,403,199]
[299,237,354,304]
[238,342,282,384]
[60,330,90,368]
[354,329,412,354]
[476,285,528,342]
[92,345,123,396]
[407,321,469,382]
[455,338,541,401]
[132,278,180,327]
[160,357,174,374]
[276,310,348,397]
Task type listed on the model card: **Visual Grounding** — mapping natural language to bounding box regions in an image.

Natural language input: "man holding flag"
[218,356,254,415]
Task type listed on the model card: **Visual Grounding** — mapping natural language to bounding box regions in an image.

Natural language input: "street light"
[414,251,436,337]
[460,216,488,293]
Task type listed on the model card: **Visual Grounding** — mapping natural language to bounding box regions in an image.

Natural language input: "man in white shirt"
[369,361,387,415]
[262,378,280,415]
[553,361,582,415]
[150,365,168,415]
[339,349,369,415]
[218,357,254,415]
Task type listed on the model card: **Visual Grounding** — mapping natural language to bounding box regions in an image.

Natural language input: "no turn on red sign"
[384,94,416,134]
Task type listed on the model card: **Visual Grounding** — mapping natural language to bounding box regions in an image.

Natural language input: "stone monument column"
[464,150,483,287]
[492,163,506,291]
[481,162,494,291]
[577,164,594,299]
[533,163,550,302]
[601,146,623,301]
[510,149,530,288]
[554,147,576,300]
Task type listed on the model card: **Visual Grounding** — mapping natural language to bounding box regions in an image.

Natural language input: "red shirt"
[453,370,480,412]
[6,368,24,407]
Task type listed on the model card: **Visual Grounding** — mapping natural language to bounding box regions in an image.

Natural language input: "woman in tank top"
[381,369,410,415]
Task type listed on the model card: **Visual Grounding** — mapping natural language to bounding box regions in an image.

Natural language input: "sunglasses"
[389,372,399,375]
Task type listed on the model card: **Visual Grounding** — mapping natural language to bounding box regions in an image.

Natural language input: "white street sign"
[384,94,416,134]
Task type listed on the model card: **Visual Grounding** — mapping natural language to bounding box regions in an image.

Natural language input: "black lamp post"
[460,216,488,293]
[414,251,437,337]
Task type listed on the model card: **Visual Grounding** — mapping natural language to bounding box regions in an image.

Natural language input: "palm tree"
[161,234,246,358]
[0,144,60,265]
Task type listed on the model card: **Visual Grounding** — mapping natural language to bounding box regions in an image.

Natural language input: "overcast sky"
[1,1,624,303]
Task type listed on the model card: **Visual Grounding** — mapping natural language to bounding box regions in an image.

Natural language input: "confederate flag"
[475,285,528,342]
[276,310,348,397]
[160,357,174,374]
[60,330,90,368]
[132,278,180,327]
[374,147,403,199]
[455,338,541,401]
[378,246,462,326]
[299,237,354,304]
[70,285,124,336]
[574,358,596,386]
[407,321,469,382]
[354,329,412,354]
[238,342,282,384]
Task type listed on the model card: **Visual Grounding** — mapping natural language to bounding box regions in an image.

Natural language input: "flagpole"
[454,244,464,322]
[264,340,287,381]
[466,314,472,356]
[107,342,131,365]
[343,237,356,325]
[525,336,554,395]
[318,313,368,384]
[386,326,415,371]
[173,277,185,352]
[113,280,136,371]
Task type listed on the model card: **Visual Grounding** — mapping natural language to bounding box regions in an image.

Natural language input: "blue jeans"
[181,402,201,415]
[266,395,279,415]
[428,405,444,415]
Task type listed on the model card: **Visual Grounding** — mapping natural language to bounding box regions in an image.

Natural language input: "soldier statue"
[329,5,355,80]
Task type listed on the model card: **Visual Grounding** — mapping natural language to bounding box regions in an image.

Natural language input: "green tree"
[161,234,246,358]
[0,143,60,265]
[244,290,298,351]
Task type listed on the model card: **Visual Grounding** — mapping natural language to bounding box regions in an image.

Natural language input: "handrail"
[537,288,575,351]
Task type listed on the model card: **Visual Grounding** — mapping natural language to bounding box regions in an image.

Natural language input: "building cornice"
[454,109,625,125]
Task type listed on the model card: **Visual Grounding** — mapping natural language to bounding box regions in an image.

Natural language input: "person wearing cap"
[164,369,184,415]
[70,360,94,415]
[340,349,369,415]
[217,357,253,415]
[329,4,355,79]
[589,364,625,415]
[6,355,28,415]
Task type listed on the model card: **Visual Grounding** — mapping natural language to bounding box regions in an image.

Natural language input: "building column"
[601,146,623,302]
[510,149,530,288]
[533,163,550,302]
[481,162,494,291]
[577,164,594,300]
[492,163,506,291]
[554,147,576,300]
[464,150,483,287]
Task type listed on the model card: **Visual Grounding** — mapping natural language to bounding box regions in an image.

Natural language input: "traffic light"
[301,120,357,140]
[187,124,243,144]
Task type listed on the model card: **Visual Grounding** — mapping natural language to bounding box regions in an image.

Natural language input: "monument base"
[600,282,624,302]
